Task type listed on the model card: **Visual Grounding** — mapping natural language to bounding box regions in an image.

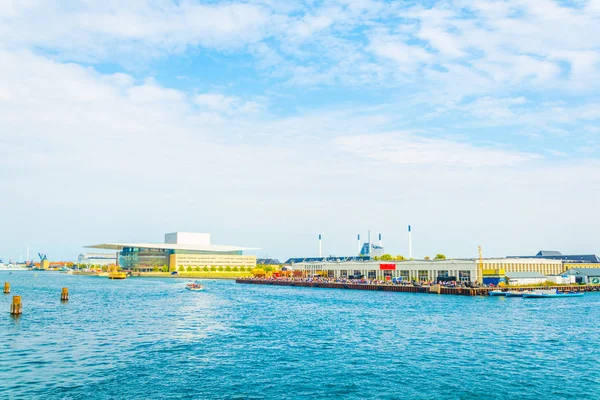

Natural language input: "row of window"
[334,269,472,281]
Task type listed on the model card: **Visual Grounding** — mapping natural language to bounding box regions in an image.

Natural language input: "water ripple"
[1,271,599,399]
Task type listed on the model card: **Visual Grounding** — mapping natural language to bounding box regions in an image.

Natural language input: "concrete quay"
[236,279,600,296]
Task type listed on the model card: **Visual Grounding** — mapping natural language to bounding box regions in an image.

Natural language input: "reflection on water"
[1,271,599,399]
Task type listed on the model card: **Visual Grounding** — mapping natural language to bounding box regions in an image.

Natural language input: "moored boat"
[0,263,25,271]
[489,290,507,296]
[523,289,583,298]
[505,290,530,297]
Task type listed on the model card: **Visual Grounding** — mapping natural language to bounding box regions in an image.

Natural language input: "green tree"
[210,266,217,271]
[233,266,239,272]
[194,266,201,272]
[380,254,393,261]
[239,266,245,272]
[395,255,405,261]
[225,266,231,272]
[434,254,447,260]
[162,265,169,272]
[424,256,431,260]
[203,266,209,272]
[218,266,224,272]
[153,266,159,272]
[186,266,193,272]
[373,256,380,261]
[179,266,185,272]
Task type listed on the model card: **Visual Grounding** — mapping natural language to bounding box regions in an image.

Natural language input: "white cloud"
[368,35,433,67]
[1,0,599,95]
[194,94,237,112]
[334,132,541,168]
[1,2,600,261]
[0,1,273,59]
[194,93,263,115]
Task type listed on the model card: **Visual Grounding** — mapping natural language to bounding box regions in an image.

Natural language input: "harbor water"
[1,271,599,399]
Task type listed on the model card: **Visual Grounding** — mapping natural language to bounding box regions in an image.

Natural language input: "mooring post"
[10,296,22,315]
[3,282,9,294]
[61,287,69,301]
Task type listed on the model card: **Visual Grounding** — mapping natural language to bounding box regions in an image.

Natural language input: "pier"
[235,279,600,296]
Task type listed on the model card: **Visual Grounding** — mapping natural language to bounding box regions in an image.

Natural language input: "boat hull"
[523,293,583,298]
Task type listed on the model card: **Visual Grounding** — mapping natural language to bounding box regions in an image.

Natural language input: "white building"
[505,272,547,286]
[86,232,258,271]
[546,275,576,285]
[287,259,478,282]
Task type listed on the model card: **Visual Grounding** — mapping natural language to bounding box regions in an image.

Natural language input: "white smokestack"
[318,234,322,257]
[408,225,412,259]
[357,234,361,255]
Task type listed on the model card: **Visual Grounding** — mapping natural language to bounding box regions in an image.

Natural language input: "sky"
[1,0,599,263]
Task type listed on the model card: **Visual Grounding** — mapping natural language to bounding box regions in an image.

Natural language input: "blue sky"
[1,0,599,262]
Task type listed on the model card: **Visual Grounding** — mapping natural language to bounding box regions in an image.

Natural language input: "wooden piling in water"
[3,282,9,294]
[10,296,22,315]
[61,287,69,301]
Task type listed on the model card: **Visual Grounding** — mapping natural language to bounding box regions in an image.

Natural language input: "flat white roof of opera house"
[86,232,258,253]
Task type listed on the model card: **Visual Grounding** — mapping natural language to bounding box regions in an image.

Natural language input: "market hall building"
[87,232,257,272]
[285,257,478,282]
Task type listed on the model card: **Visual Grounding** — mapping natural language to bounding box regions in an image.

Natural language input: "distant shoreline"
[72,271,253,280]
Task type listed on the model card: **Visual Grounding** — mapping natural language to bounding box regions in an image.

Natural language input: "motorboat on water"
[107,265,127,280]
[186,281,204,291]
[108,271,127,279]
[523,289,583,298]
[489,290,507,296]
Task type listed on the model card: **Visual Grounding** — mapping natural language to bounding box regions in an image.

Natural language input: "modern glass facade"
[119,247,170,271]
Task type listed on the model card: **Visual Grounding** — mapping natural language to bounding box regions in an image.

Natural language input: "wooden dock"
[235,279,600,296]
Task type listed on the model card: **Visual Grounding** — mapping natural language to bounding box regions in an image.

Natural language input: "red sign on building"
[379,264,396,270]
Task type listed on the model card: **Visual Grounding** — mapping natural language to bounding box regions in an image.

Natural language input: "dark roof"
[536,250,563,256]
[508,251,600,263]
[564,268,600,277]
[257,258,281,265]
[284,256,372,264]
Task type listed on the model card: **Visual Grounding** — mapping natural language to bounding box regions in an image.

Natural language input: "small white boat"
[489,290,507,296]
[523,289,583,298]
